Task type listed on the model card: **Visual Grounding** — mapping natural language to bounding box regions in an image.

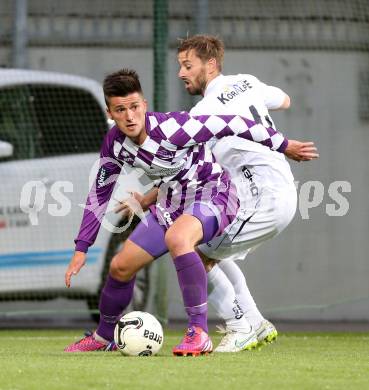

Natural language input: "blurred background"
[0,0,368,329]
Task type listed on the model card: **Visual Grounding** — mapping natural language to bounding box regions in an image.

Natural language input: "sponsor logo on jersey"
[97,167,107,188]
[156,149,176,159]
[217,80,252,105]
[242,166,259,197]
[144,162,184,179]
[156,203,174,226]
[120,150,134,163]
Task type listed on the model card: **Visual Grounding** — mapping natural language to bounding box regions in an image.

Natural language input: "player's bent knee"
[109,255,136,282]
[166,242,189,257]
[165,233,192,257]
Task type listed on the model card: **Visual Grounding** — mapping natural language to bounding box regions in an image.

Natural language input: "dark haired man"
[64,68,316,355]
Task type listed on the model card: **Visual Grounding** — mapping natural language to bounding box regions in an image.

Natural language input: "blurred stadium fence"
[0,0,369,325]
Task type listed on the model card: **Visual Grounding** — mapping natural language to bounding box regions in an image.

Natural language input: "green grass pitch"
[0,329,368,390]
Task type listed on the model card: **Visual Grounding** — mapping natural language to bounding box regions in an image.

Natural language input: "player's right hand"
[65,251,86,288]
[114,191,144,218]
[284,140,319,161]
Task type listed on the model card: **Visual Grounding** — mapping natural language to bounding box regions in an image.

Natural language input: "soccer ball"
[114,311,164,356]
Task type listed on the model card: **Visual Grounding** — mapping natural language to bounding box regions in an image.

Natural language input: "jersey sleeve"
[74,128,123,253]
[259,81,287,110]
[158,111,288,152]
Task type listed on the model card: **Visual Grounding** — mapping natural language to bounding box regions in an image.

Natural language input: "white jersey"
[189,74,295,199]
[193,74,297,261]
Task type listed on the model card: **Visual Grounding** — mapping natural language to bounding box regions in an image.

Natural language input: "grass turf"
[0,329,368,390]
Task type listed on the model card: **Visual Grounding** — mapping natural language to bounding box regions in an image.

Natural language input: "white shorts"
[198,182,297,262]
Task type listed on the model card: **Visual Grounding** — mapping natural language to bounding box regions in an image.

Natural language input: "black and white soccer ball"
[114,311,164,356]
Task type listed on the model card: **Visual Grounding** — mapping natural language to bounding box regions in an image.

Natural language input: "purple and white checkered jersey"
[74,110,288,253]
[190,74,295,192]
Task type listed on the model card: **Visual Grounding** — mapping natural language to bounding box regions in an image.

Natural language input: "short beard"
[188,69,207,96]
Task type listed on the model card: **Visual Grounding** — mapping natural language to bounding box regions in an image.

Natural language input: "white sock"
[218,261,264,329]
[207,264,251,333]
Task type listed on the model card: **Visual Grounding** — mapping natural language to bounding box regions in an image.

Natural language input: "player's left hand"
[284,140,319,161]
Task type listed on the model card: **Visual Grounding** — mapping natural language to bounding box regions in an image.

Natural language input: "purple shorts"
[128,202,219,258]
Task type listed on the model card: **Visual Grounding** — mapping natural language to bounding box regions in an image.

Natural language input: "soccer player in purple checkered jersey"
[64,69,316,355]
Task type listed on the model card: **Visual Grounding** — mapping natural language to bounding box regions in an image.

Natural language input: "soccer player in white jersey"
[176,35,316,352]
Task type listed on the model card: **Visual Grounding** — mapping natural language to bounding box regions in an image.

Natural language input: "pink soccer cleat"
[172,326,213,356]
[64,331,117,352]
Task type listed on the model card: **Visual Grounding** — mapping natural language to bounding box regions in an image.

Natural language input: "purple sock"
[174,252,208,333]
[96,274,135,341]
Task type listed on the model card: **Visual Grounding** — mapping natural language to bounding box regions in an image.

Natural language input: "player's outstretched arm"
[158,111,287,152]
[284,140,319,161]
[65,251,86,288]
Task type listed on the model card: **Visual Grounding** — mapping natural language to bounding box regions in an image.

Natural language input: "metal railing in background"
[11,0,28,69]
[153,0,168,325]
[1,0,368,57]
